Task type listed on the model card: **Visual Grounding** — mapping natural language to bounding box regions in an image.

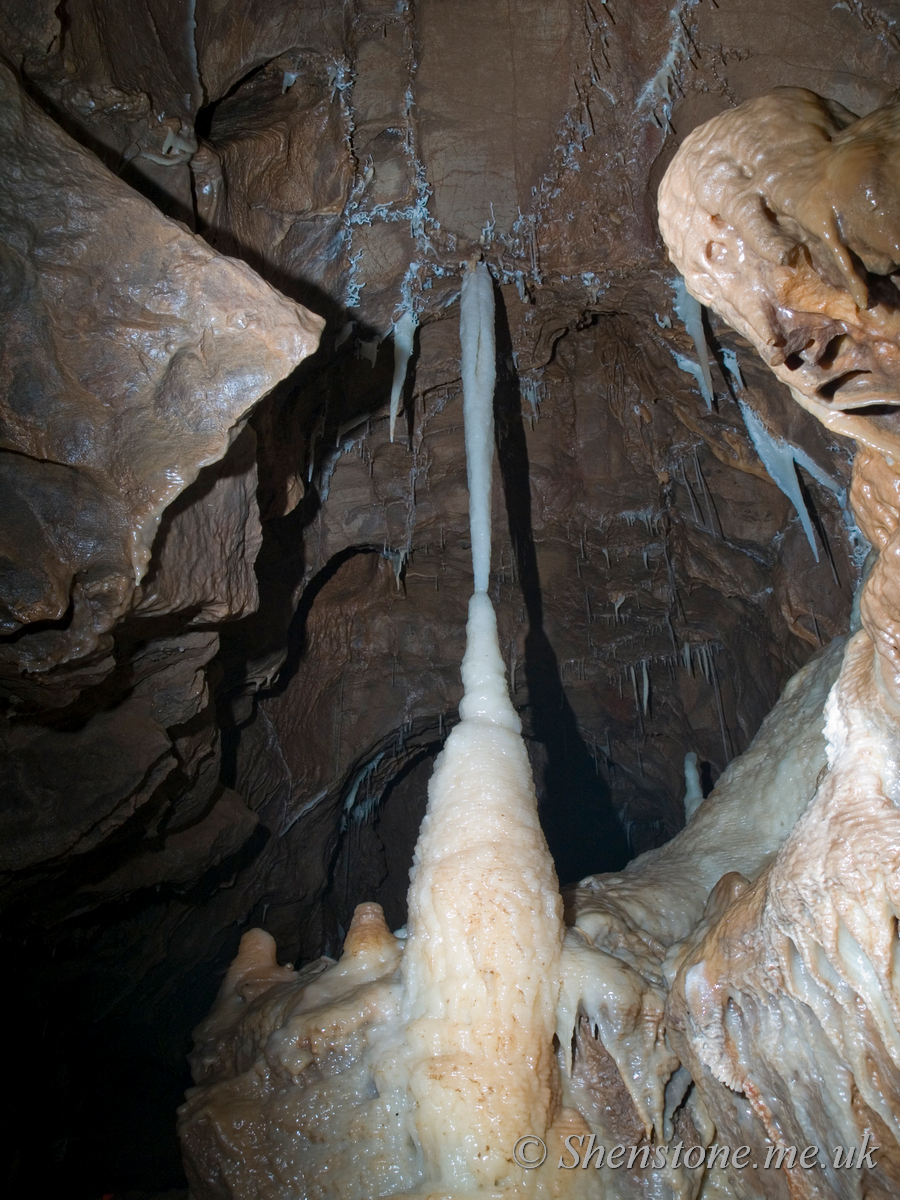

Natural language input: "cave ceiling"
[0,0,896,1194]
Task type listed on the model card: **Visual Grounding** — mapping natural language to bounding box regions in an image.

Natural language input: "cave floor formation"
[1,2,898,1198]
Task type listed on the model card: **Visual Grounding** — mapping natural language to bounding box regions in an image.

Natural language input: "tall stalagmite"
[179,263,588,1199]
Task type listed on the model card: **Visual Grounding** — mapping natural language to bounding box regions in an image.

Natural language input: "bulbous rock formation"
[657,89,900,1196]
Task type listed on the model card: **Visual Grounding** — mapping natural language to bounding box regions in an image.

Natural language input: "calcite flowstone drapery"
[656,88,900,1197]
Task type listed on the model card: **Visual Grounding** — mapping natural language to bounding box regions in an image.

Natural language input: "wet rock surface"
[0,55,321,887]
[0,1,894,1195]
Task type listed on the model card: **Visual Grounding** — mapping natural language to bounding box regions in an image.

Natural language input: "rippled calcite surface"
[399,595,576,1196]
[655,89,900,1197]
[2,6,895,1194]
[656,87,900,708]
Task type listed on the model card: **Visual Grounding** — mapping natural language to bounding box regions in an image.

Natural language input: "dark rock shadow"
[492,282,629,885]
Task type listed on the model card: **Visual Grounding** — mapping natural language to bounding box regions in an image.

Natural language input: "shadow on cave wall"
[327,744,436,935]
[267,285,634,943]
[492,282,630,884]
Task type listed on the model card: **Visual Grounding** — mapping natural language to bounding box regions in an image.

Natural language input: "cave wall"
[0,0,895,1194]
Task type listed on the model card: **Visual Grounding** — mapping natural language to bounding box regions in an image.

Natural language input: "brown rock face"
[0,61,320,695]
[0,1,894,1196]
[0,44,324,1192]
[0,60,321,898]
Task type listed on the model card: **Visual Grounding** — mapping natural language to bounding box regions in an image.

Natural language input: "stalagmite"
[179,263,591,1198]
[681,753,702,823]
[400,260,576,1192]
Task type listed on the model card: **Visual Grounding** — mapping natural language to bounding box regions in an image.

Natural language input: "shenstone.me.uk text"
[511,1133,878,1171]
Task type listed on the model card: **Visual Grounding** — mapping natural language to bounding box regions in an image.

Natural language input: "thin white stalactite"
[459,261,497,594]
[388,308,417,443]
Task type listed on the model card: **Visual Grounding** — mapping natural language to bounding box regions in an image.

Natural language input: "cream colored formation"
[398,262,580,1194]
[654,87,900,1197]
[180,92,900,1198]
[180,264,593,1199]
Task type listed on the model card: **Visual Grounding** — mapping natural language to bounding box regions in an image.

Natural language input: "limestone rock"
[0,60,322,711]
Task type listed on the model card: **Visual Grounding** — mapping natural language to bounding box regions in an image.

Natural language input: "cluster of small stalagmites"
[179,903,419,1199]
[656,88,900,1196]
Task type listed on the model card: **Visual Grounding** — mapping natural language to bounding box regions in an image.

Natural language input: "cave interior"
[0,0,895,1196]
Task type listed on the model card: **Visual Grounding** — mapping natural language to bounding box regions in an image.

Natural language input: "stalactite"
[672,276,715,410]
[389,308,417,443]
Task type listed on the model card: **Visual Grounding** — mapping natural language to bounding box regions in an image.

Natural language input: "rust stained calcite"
[658,88,900,1195]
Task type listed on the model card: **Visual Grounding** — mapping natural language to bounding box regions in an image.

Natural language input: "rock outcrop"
[0,59,321,910]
